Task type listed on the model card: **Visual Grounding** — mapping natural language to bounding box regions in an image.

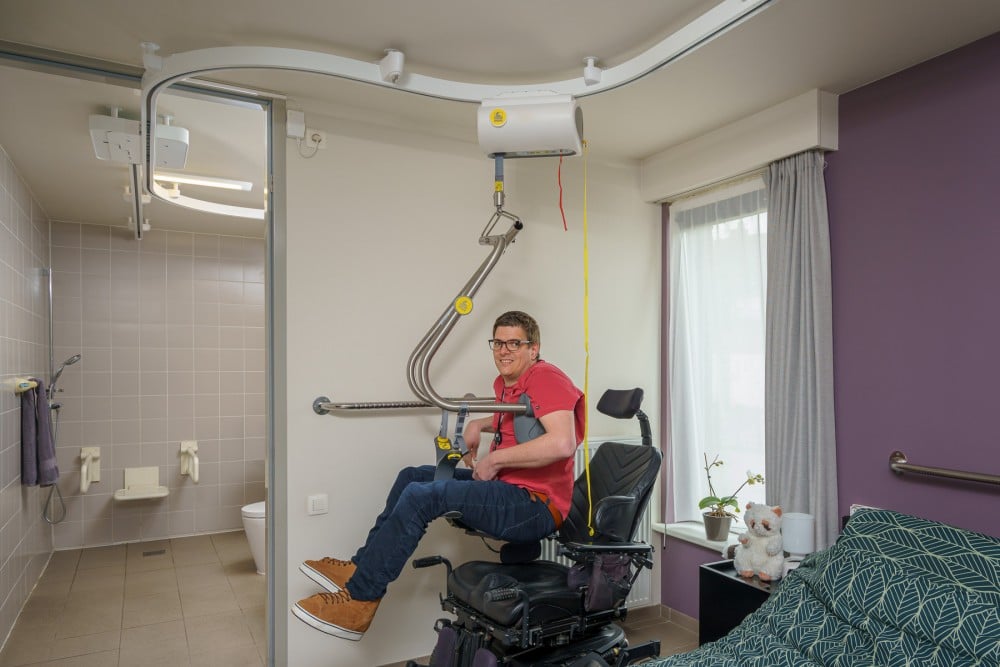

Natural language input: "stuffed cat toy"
[733,502,784,581]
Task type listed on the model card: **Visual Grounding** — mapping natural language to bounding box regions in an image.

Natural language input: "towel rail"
[888,450,1000,487]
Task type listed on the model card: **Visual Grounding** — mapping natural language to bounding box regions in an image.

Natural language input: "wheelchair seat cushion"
[449,560,582,626]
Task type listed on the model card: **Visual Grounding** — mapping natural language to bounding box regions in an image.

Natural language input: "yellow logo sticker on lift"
[454,296,473,315]
[490,109,507,127]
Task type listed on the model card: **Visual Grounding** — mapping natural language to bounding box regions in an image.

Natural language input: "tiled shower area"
[46,221,266,547]
[0,143,267,658]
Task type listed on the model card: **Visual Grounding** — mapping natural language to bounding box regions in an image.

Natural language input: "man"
[293,311,585,640]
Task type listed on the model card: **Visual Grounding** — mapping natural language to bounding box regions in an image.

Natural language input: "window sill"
[653,521,739,552]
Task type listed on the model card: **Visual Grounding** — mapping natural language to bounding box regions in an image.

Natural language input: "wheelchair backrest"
[560,388,662,545]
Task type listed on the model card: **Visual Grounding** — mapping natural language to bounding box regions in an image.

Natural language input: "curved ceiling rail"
[138,0,772,218]
[314,215,527,416]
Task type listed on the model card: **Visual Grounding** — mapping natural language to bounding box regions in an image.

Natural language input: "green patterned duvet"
[650,509,1000,666]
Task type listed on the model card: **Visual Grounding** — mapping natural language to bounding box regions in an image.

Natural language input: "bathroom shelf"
[114,485,169,501]
[114,466,169,501]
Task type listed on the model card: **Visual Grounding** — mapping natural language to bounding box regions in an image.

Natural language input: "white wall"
[283,116,660,666]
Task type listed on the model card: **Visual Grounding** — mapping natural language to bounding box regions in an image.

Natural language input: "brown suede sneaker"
[300,556,356,593]
[292,590,381,640]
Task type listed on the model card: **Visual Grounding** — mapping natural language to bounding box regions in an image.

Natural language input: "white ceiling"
[1,0,999,237]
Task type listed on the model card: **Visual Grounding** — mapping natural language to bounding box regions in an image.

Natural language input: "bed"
[649,508,1000,667]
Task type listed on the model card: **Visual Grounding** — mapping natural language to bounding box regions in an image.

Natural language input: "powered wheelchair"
[407,388,663,667]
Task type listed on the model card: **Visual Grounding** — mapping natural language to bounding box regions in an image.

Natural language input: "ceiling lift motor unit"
[477,95,583,158]
[89,113,189,168]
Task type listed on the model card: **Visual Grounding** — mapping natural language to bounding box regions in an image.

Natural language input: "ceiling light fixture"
[153,172,253,191]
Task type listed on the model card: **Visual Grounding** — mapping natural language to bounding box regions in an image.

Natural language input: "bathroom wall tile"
[51,270,82,299]
[219,236,244,259]
[195,371,220,395]
[168,486,196,512]
[220,349,242,372]
[111,321,140,348]
[245,327,265,350]
[192,279,220,303]
[168,420,196,443]
[80,295,111,323]
[81,321,111,348]
[81,397,112,421]
[193,234,219,258]
[243,258,265,283]
[244,350,264,373]
[220,417,244,440]
[140,419,168,444]
[80,224,110,250]
[111,347,140,373]
[220,371,244,394]
[139,323,167,347]
[139,229,168,255]
[195,395,220,419]
[113,515,142,543]
[243,305,264,327]
[140,371,169,397]
[140,394,168,420]
[81,248,111,278]
[193,301,219,325]
[83,494,113,521]
[244,282,265,306]
[219,303,243,326]
[220,439,244,462]
[112,419,141,444]
[166,324,193,348]
[244,438,265,460]
[109,226,137,251]
[194,418,220,440]
[81,347,112,372]
[137,348,167,374]
[112,444,142,469]
[109,250,139,281]
[245,393,265,417]
[219,281,243,304]
[111,371,138,397]
[219,394,244,417]
[220,257,243,282]
[193,325,219,349]
[166,371,193,395]
[53,521,84,550]
[81,371,111,398]
[194,440,219,464]
[110,299,140,324]
[219,461,246,485]
[166,231,194,256]
[168,395,195,420]
[139,254,166,285]
[51,245,81,273]
[245,460,265,483]
[51,221,81,247]
[220,483,246,508]
[191,348,216,372]
[195,479,220,505]
[193,256,220,280]
[82,519,114,548]
[219,326,242,349]
[139,298,166,324]
[81,421,112,447]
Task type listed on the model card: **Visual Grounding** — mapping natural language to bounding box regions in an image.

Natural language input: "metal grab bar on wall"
[314,217,528,416]
[888,450,1000,487]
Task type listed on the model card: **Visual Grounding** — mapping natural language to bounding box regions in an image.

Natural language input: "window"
[668,177,767,524]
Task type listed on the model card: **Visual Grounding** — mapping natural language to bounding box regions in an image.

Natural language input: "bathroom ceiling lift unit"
[135,0,773,222]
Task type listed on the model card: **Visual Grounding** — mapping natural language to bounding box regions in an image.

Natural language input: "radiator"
[540,437,654,608]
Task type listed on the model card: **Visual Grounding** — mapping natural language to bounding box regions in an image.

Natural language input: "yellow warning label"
[454,296,473,315]
[494,181,504,192]
[490,109,507,127]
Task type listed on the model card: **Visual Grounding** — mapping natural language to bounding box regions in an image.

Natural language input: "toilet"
[241,501,266,575]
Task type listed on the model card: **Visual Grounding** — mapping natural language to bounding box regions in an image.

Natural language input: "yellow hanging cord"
[580,140,595,537]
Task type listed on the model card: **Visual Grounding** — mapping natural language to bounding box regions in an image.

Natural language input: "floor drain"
[142,549,167,557]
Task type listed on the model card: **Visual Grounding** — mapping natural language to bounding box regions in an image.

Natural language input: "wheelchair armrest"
[593,495,640,542]
[559,541,653,557]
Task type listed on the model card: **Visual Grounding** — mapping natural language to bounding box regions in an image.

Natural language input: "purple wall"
[661,33,1000,620]
[826,32,1000,538]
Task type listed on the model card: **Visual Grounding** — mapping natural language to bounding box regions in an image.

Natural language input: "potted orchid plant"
[699,454,765,541]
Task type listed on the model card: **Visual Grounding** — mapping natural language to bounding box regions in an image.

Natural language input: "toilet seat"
[242,501,266,519]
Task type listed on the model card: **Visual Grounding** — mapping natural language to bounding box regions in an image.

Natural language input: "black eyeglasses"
[488,339,533,352]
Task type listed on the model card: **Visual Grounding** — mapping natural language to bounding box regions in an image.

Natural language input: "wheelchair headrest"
[596,388,644,420]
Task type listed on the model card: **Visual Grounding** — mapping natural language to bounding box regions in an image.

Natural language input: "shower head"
[51,353,82,386]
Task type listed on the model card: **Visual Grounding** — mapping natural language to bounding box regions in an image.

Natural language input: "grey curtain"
[764,150,839,550]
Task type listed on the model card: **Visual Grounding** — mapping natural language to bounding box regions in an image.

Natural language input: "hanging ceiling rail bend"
[138,0,772,217]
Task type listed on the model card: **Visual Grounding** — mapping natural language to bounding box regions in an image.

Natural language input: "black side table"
[698,560,775,644]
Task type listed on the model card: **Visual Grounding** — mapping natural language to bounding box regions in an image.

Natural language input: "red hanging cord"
[558,155,568,231]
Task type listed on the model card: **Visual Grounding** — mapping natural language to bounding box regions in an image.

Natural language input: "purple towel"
[20,378,59,486]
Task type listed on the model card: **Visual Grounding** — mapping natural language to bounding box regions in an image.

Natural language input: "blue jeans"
[346,465,556,601]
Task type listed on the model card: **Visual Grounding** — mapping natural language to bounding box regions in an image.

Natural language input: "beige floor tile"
[68,564,125,594]
[32,649,120,666]
[242,606,267,646]
[0,625,54,665]
[119,619,191,666]
[125,568,179,598]
[54,603,124,639]
[42,550,81,582]
[180,582,241,618]
[176,562,228,592]
[48,629,121,660]
[123,589,184,628]
[190,643,264,667]
[77,545,125,570]
[125,548,175,573]
[184,609,255,654]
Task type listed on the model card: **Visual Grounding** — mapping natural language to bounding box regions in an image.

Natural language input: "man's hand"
[471,452,500,481]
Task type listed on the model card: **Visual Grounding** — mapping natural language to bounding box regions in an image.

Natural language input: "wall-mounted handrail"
[315,217,527,416]
[889,450,1000,487]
